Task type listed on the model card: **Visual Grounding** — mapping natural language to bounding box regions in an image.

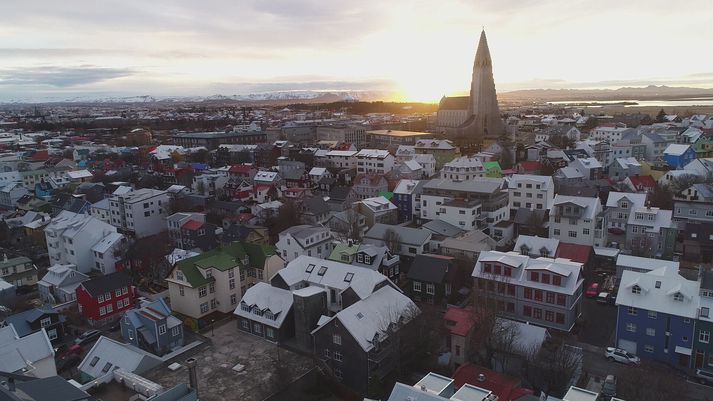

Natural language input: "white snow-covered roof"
[403,159,422,171]
[616,266,699,318]
[663,143,691,156]
[0,326,54,375]
[556,166,584,179]
[616,254,679,272]
[78,336,161,379]
[552,195,600,219]
[66,169,93,179]
[276,255,391,301]
[90,232,124,254]
[361,196,396,212]
[234,282,294,328]
[326,150,357,157]
[514,235,559,257]
[314,285,418,352]
[356,149,390,159]
[308,167,327,176]
[393,179,420,194]
[605,192,647,208]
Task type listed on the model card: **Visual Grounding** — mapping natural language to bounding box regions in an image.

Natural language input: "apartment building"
[275,224,334,262]
[440,156,485,181]
[508,174,554,217]
[109,188,170,238]
[473,250,584,331]
[355,149,394,175]
[549,195,603,247]
[421,178,507,231]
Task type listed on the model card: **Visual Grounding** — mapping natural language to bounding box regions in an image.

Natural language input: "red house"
[76,271,135,327]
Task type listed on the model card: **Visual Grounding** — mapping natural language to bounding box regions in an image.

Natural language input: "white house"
[326,150,358,169]
[355,149,394,175]
[508,174,554,217]
[44,211,120,273]
[275,224,334,262]
[109,188,170,238]
[440,156,485,181]
[37,264,89,306]
[91,232,126,275]
[0,325,56,378]
[549,195,603,246]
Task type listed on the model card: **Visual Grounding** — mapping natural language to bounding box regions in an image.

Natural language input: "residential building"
[76,271,135,327]
[603,192,647,248]
[608,157,641,181]
[385,372,497,401]
[408,254,457,304]
[0,325,56,378]
[549,195,603,247]
[355,149,394,175]
[166,212,216,251]
[508,174,554,217]
[354,196,398,228]
[444,307,476,370]
[37,264,89,307]
[0,181,29,209]
[414,139,460,169]
[3,305,66,344]
[392,179,424,223]
[673,183,713,225]
[439,230,496,264]
[311,284,418,395]
[694,269,713,371]
[172,130,266,149]
[109,188,170,238]
[91,232,126,275]
[317,124,367,146]
[569,157,603,180]
[626,206,677,259]
[0,255,37,288]
[440,156,485,180]
[615,266,697,368]
[363,223,432,257]
[77,336,162,383]
[421,178,507,231]
[352,243,400,283]
[44,211,119,274]
[663,144,696,169]
[120,298,184,356]
[514,235,559,258]
[352,174,389,200]
[166,242,280,321]
[276,224,333,262]
[589,126,632,142]
[473,251,585,331]
[325,150,358,169]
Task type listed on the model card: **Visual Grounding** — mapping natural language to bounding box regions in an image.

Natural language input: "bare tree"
[523,340,582,397]
[384,228,401,254]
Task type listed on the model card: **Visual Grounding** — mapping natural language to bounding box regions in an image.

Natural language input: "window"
[644,345,654,353]
[254,323,262,334]
[631,285,641,294]
[159,325,167,335]
[172,326,181,336]
[99,306,106,316]
[557,294,566,306]
[230,294,237,305]
[530,272,539,282]
[317,266,327,276]
[210,299,217,309]
[484,263,492,273]
[209,282,215,294]
[533,308,542,319]
[334,351,343,362]
[541,274,550,284]
[674,292,684,302]
[648,310,657,319]
[556,313,565,324]
[553,229,560,236]
[425,283,435,295]
[646,328,656,336]
[47,328,58,340]
[324,349,331,359]
[702,307,710,318]
[199,286,207,298]
[40,317,51,327]
[545,311,554,322]
[179,286,184,296]
[701,330,711,343]
[333,334,342,345]
[241,320,249,330]
[115,289,122,297]
[626,323,637,333]
[334,368,343,381]
[106,304,113,313]
[583,228,590,235]
[98,294,104,303]
[524,288,532,299]
[89,356,100,367]
[200,303,209,313]
[413,281,422,292]
[568,230,577,238]
[507,284,516,296]
[534,290,543,302]
[306,264,315,273]
[102,363,113,373]
[523,306,532,317]
[628,307,637,316]
[553,276,562,286]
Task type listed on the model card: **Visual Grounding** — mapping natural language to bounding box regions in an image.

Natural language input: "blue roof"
[4,305,60,337]
[190,163,209,171]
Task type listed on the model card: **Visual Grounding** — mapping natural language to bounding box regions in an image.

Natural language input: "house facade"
[276,224,333,262]
[76,271,135,326]
[473,251,584,331]
[508,174,554,217]
[549,195,603,247]
[120,298,184,356]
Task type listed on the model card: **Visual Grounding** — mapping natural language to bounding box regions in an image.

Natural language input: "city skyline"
[1,0,713,102]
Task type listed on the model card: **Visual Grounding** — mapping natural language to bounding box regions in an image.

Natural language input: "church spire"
[473,29,492,68]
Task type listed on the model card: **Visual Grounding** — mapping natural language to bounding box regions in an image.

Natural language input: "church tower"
[465,29,504,140]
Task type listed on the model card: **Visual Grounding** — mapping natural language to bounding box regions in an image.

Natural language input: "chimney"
[478,373,486,382]
[186,357,198,395]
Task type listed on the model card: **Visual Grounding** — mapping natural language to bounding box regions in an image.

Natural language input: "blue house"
[120,298,184,356]
[663,144,696,169]
[392,179,423,223]
[615,265,699,368]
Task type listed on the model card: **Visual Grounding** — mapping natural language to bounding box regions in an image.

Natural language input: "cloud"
[0,65,135,87]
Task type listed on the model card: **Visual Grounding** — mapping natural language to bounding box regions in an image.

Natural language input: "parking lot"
[145,318,316,401]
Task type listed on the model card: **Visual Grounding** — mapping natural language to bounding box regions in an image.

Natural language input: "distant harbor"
[547,97,713,107]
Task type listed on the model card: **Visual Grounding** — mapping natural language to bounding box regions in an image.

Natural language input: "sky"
[1,0,712,102]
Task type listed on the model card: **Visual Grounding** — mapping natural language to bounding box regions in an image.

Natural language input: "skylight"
[344,272,354,282]
[318,266,328,276]
[306,264,315,273]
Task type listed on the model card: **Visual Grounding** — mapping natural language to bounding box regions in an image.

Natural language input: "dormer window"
[632,285,641,294]
[674,292,684,302]
[655,281,661,289]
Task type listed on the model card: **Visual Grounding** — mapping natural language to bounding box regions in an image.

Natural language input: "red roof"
[444,306,476,337]
[181,219,204,231]
[518,161,541,171]
[229,164,253,174]
[555,242,593,264]
[453,364,532,401]
[627,175,656,188]
[31,150,49,161]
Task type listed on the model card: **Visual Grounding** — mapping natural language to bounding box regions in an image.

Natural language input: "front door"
[696,351,704,369]
[679,353,690,368]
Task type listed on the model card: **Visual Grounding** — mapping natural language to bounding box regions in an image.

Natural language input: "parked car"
[597,292,613,305]
[605,347,640,365]
[74,329,101,345]
[696,369,713,384]
[602,374,617,398]
[585,282,600,298]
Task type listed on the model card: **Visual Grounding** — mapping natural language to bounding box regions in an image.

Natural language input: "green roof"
[175,242,276,287]
[483,161,502,172]
[328,242,359,262]
[0,256,31,270]
[377,191,393,200]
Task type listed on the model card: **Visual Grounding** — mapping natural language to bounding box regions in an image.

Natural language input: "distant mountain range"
[499,85,713,102]
[0,90,391,105]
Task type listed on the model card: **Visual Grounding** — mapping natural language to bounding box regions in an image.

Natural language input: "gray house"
[120,298,184,356]
[37,264,89,307]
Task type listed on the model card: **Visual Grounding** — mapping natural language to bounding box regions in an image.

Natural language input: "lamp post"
[210,318,215,336]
